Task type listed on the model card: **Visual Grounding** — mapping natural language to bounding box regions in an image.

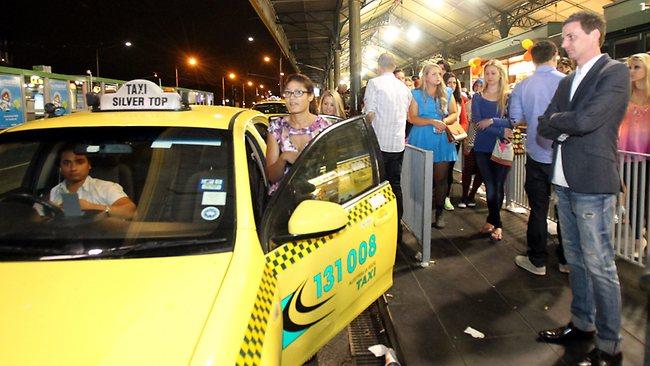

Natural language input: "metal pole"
[349,0,362,115]
[96,48,100,77]
[279,57,283,94]
[242,82,245,107]
[175,67,179,88]
[334,47,341,87]
[221,76,225,105]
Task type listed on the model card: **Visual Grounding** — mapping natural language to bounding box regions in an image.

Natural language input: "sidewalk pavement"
[387,190,647,366]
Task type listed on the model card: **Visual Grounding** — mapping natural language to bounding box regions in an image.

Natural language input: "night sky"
[0,0,289,94]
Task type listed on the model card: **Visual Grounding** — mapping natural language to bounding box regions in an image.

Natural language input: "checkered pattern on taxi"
[235,184,394,365]
[236,265,277,365]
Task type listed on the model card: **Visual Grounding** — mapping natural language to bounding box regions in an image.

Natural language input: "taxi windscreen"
[0,127,234,261]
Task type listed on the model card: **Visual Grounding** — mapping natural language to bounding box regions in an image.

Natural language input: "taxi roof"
[4,106,257,133]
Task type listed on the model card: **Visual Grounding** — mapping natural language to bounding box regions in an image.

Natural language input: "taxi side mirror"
[272,200,348,244]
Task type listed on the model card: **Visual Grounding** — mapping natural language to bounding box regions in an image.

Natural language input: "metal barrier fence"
[616,151,649,266]
[504,149,650,268]
[401,144,433,267]
[506,154,529,209]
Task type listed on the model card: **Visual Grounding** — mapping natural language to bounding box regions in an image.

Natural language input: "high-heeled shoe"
[490,228,503,242]
[479,223,494,234]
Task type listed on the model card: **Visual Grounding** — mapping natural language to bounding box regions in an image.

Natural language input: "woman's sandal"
[479,224,495,234]
[490,228,503,242]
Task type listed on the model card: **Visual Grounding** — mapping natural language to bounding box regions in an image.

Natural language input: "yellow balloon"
[521,39,534,50]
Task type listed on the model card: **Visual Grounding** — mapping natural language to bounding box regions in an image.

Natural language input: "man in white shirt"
[363,53,412,241]
[50,144,136,219]
[537,11,630,366]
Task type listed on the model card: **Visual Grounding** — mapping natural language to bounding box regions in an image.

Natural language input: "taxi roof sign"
[100,80,182,111]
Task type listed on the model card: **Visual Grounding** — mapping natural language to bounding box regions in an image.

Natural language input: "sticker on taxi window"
[200,206,220,221]
[200,178,223,191]
[202,191,226,206]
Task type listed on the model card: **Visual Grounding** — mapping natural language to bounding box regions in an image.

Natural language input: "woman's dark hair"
[284,73,315,94]
[284,73,317,114]
[443,72,462,105]
[436,59,452,73]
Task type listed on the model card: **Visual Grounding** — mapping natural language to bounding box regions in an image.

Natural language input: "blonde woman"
[408,63,458,228]
[318,90,346,118]
[471,59,514,241]
[618,53,650,255]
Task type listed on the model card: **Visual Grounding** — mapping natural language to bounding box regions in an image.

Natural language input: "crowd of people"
[263,10,647,366]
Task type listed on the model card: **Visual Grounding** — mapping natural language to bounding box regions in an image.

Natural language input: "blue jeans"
[555,186,622,355]
[475,152,510,228]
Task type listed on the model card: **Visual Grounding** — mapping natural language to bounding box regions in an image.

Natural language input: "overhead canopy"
[251,0,615,86]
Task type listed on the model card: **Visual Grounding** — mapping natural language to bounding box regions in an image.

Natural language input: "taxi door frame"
[258,115,396,365]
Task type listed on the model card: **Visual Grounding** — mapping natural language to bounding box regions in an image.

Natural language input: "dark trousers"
[524,156,566,266]
[525,156,553,266]
[475,152,510,228]
[382,150,404,237]
[461,149,483,201]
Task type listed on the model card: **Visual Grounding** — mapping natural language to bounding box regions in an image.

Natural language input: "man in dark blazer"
[537,11,630,366]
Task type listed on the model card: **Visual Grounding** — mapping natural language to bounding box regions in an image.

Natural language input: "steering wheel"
[0,193,64,217]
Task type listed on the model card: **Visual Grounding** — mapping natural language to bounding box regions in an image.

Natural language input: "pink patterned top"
[618,102,650,160]
[267,115,332,194]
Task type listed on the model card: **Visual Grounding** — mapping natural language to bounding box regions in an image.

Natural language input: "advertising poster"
[0,74,25,128]
[49,79,71,115]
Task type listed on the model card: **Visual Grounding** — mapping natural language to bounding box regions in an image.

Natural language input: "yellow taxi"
[0,80,397,366]
[251,98,288,119]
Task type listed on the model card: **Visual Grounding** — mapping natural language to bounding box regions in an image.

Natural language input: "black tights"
[434,162,450,210]
[446,144,461,197]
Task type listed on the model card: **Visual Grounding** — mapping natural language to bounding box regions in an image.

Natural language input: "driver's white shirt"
[49,175,127,207]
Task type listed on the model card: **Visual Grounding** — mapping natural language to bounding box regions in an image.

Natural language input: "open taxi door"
[260,116,397,365]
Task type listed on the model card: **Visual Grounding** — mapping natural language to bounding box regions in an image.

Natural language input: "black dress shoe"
[578,348,622,366]
[538,322,595,344]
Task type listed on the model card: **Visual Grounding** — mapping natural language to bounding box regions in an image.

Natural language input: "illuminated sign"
[100,79,181,111]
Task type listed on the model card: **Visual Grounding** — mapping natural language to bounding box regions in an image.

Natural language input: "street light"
[263,55,283,94]
[153,72,161,87]
[175,56,198,88]
[242,80,257,107]
[96,40,132,77]
[222,72,236,105]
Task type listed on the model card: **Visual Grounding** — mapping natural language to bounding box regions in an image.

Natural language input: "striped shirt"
[363,72,412,152]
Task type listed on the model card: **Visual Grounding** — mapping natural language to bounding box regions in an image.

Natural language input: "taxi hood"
[0,252,232,366]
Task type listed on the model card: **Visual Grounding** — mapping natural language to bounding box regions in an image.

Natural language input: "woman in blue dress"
[408,63,458,228]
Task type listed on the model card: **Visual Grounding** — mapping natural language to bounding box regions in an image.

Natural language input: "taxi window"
[264,117,379,246]
[0,127,234,261]
[0,142,39,195]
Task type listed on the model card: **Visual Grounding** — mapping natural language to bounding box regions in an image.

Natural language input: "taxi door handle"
[374,209,393,227]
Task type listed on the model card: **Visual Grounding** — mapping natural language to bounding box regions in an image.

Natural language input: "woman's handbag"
[490,138,514,166]
[445,120,468,143]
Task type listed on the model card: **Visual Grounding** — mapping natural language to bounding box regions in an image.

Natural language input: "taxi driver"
[49,144,136,219]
